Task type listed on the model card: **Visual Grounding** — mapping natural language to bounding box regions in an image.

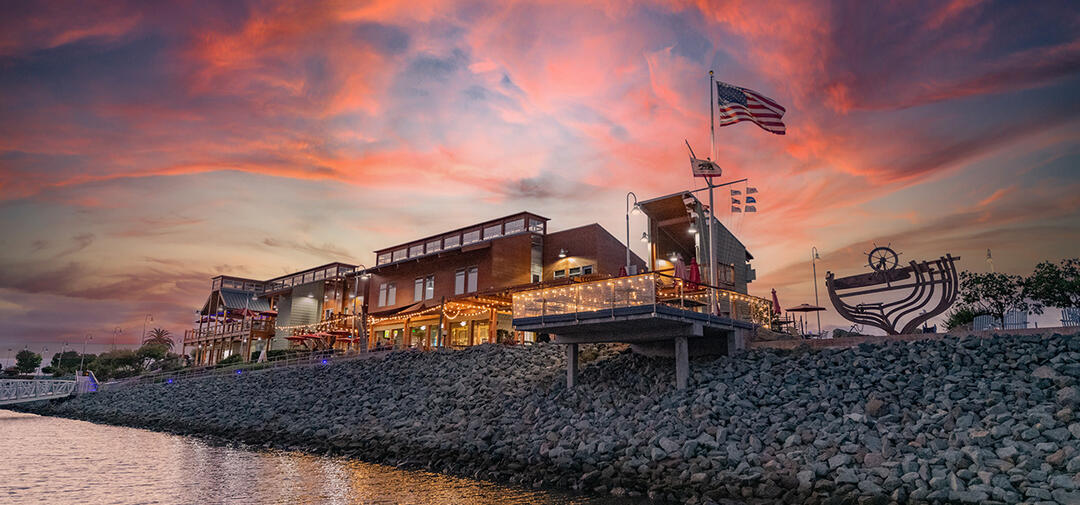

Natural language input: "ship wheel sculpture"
[825,246,960,335]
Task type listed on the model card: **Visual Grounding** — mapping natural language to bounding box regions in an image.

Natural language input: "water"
[0,410,629,505]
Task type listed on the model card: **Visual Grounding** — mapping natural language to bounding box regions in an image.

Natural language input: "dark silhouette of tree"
[142,327,174,351]
[1024,258,1080,315]
[958,271,1028,328]
[15,349,42,374]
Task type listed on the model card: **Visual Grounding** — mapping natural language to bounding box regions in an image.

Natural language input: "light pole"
[811,246,822,337]
[112,326,123,350]
[625,192,641,273]
[40,346,48,376]
[141,314,153,345]
[79,334,92,375]
[352,266,371,350]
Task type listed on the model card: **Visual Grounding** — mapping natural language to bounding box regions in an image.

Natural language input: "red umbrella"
[687,258,701,289]
[618,265,627,277]
[771,289,782,315]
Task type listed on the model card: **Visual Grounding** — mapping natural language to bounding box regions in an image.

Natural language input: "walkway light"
[688,221,698,234]
[640,232,650,243]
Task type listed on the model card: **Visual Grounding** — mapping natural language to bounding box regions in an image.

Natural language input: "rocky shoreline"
[15,334,1080,504]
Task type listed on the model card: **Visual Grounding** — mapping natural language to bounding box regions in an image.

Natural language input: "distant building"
[182,212,645,365]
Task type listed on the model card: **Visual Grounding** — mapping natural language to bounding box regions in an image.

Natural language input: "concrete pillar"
[674,336,689,390]
[566,343,578,388]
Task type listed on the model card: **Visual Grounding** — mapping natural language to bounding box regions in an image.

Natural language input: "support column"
[674,336,689,390]
[566,343,578,388]
[488,309,497,344]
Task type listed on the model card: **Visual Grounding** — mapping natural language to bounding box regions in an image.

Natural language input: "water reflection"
[0,410,622,505]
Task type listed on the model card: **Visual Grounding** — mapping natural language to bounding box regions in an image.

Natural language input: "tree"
[958,271,1028,328]
[90,349,140,380]
[15,349,42,374]
[136,343,168,371]
[943,305,983,331]
[1023,258,1080,315]
[49,350,89,377]
[142,327,174,351]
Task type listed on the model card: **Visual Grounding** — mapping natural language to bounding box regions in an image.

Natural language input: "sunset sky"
[1,0,1078,356]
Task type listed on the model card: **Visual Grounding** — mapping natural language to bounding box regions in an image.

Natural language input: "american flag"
[716,81,786,135]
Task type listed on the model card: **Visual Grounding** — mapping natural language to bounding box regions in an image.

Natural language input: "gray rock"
[1060,386,1080,407]
[1052,489,1080,505]
[829,453,852,469]
[996,446,1019,459]
[835,468,859,484]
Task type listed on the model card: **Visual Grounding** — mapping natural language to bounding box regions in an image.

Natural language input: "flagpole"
[707,70,718,315]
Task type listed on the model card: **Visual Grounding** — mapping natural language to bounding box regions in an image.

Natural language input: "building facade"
[182,212,646,365]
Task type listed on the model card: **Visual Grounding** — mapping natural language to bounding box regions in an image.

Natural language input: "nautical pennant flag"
[745,196,756,204]
[730,189,741,196]
[716,81,786,135]
[731,206,742,213]
[744,206,757,212]
[746,187,758,194]
[731,198,740,204]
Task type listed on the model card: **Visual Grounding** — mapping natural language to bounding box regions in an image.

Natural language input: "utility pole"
[811,246,822,337]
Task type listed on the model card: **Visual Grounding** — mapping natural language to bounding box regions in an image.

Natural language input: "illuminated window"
[553,270,566,278]
[377,253,391,265]
[569,267,581,276]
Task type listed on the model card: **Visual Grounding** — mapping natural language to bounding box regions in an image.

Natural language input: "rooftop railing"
[511,272,773,326]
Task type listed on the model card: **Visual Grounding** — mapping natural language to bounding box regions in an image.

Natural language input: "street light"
[625,192,642,273]
[640,232,649,243]
[112,326,123,350]
[141,313,153,344]
[811,246,822,337]
[352,265,371,352]
[79,334,93,375]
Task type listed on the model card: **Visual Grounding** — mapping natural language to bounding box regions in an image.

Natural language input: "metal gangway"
[0,373,97,406]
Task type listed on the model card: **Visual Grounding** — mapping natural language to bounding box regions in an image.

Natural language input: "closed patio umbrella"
[771,289,782,315]
[687,258,701,289]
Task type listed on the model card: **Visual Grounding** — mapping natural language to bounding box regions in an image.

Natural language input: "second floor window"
[425,275,434,300]
[455,269,465,295]
[414,276,434,302]
[455,268,477,294]
[378,282,396,307]
[414,278,424,302]
[467,266,478,293]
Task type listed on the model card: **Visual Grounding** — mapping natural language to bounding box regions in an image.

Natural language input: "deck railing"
[512,272,772,326]
[184,319,274,343]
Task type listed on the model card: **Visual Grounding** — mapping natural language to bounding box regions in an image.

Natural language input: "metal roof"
[220,288,272,311]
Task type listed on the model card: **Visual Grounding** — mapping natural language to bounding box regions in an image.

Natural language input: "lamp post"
[141,314,153,345]
[811,246,822,337]
[112,326,123,350]
[352,266,371,350]
[625,192,641,273]
[79,334,92,375]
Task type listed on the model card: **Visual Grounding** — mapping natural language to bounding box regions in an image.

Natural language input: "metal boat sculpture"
[825,246,959,335]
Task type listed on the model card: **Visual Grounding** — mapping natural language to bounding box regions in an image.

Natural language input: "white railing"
[0,379,76,405]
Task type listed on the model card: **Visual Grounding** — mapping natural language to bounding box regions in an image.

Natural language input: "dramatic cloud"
[0,0,1078,349]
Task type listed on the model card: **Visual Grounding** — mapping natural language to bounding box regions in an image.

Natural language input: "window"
[582,265,593,275]
[425,275,434,300]
[387,282,396,305]
[569,267,581,276]
[409,244,424,258]
[392,249,407,262]
[315,270,325,281]
[554,269,566,278]
[444,234,460,248]
[378,283,388,307]
[414,278,424,302]
[532,274,540,283]
[483,224,502,239]
[504,218,525,235]
[467,267,478,293]
[528,218,545,233]
[463,229,481,245]
[426,239,441,253]
[455,269,465,295]
[377,253,391,265]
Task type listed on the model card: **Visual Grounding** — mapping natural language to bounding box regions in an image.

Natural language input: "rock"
[1070,423,1080,439]
[1060,386,1080,407]
[829,453,852,469]
[1035,366,1061,379]
[797,469,814,491]
[835,468,859,484]
[1052,489,1080,505]
[866,397,885,417]
[659,437,680,454]
[996,446,1019,459]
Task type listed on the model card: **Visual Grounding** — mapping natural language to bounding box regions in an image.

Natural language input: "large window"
[528,218,545,233]
[409,244,424,258]
[444,234,460,249]
[414,278,424,302]
[455,269,465,295]
[377,253,391,265]
[379,282,396,306]
[426,239,441,253]
[392,249,407,262]
[425,275,434,300]
[463,229,481,245]
[467,267,478,293]
[483,224,502,239]
[504,218,525,235]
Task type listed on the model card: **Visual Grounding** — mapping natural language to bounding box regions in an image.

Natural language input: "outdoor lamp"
[640,232,650,243]
[688,221,698,234]
[631,203,642,215]
[558,249,567,258]
[460,321,466,327]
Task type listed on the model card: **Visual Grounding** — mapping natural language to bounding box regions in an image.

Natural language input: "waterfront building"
[182,212,644,365]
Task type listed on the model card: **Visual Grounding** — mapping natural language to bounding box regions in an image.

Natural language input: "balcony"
[184,319,275,344]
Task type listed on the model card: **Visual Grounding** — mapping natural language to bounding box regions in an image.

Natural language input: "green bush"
[218,354,243,366]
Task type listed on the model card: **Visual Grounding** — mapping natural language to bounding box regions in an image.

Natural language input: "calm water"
[0,410,628,505]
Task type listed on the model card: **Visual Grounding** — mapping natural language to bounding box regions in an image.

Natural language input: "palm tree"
[143,327,174,351]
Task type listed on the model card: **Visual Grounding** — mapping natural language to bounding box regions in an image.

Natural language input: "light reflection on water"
[0,410,624,505]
